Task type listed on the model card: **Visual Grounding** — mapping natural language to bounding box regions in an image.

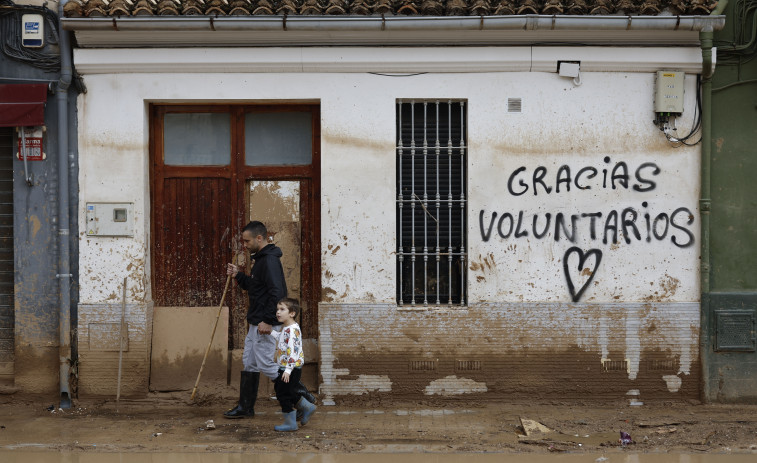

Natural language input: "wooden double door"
[150,104,321,347]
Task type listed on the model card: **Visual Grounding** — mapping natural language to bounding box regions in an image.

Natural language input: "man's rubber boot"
[296,396,317,425]
[294,381,316,421]
[223,371,259,419]
[274,410,298,432]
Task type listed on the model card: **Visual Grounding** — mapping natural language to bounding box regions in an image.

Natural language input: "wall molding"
[73,46,705,75]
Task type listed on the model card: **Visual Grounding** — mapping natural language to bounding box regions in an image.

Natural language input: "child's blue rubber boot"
[296,397,317,425]
[274,411,298,432]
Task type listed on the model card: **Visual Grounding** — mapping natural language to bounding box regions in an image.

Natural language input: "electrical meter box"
[86,203,133,237]
[22,14,44,48]
[654,70,685,114]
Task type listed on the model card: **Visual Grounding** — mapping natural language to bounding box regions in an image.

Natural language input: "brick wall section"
[77,302,153,397]
[319,302,700,404]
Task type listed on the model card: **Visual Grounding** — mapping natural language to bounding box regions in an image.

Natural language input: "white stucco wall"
[470,72,700,304]
[77,87,151,304]
[73,45,703,398]
[76,50,699,307]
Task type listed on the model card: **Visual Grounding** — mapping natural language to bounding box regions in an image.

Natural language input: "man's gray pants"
[242,324,279,380]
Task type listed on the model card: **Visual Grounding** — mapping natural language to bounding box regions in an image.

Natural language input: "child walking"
[272,297,316,432]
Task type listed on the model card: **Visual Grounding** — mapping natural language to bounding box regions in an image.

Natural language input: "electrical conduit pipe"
[58,0,73,409]
[699,0,728,404]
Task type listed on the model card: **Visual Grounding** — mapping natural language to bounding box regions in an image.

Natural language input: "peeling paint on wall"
[425,376,488,396]
[79,238,148,304]
[28,214,41,239]
[663,374,683,393]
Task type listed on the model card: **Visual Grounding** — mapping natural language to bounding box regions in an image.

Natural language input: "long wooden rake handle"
[191,273,232,402]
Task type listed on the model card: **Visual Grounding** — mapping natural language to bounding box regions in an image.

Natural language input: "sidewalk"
[1,393,757,454]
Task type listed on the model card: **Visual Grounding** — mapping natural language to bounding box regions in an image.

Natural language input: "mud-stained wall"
[73,46,703,399]
[13,161,65,393]
[76,82,151,396]
[149,306,228,391]
[3,45,81,393]
[314,65,700,401]
[77,302,153,397]
[320,303,699,402]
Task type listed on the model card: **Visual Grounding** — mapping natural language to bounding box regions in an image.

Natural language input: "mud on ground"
[1,391,756,454]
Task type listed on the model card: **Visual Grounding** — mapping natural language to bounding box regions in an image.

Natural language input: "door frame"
[149,103,321,345]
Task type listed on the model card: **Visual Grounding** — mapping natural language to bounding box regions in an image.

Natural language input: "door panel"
[247,179,302,316]
[153,177,232,307]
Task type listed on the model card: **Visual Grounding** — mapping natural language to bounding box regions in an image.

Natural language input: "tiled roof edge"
[64,0,718,18]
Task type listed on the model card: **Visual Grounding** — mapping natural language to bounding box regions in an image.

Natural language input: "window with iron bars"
[396,100,467,307]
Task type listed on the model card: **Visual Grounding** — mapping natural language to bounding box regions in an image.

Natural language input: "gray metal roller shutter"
[0,127,14,384]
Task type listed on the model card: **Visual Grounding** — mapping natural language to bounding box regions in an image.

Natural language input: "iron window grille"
[396,100,467,307]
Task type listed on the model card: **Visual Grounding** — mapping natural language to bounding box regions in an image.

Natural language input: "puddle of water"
[0,452,755,463]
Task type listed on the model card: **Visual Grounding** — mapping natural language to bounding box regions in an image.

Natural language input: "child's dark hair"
[278,297,300,317]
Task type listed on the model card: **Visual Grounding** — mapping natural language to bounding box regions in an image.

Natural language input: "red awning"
[0,84,48,127]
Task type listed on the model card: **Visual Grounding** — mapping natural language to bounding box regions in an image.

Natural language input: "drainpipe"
[57,0,73,409]
[699,0,728,404]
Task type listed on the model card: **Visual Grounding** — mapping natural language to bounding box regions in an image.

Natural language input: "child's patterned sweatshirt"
[273,322,304,374]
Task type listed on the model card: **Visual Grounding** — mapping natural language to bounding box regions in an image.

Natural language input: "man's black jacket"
[235,243,287,326]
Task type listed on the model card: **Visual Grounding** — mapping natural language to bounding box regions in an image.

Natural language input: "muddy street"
[2,453,757,463]
[1,393,757,456]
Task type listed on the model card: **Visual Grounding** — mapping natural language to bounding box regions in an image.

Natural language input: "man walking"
[224,220,314,419]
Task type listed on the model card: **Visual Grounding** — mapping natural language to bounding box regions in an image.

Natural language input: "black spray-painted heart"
[563,247,603,303]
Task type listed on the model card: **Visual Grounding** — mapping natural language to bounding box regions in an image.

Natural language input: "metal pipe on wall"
[57,0,73,409]
[699,0,729,404]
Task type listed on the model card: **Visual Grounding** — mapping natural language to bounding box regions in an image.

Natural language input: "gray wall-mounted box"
[86,202,133,237]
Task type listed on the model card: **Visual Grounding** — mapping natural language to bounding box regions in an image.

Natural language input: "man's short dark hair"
[243,221,267,238]
[278,297,301,318]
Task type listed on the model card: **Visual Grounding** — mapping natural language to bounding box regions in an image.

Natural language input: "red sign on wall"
[16,135,45,161]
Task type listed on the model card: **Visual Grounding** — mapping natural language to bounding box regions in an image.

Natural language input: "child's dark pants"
[274,368,303,413]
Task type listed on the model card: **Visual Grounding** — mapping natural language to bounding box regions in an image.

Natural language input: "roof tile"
[204,0,229,15]
[108,0,133,16]
[252,0,275,15]
[517,0,540,15]
[567,0,589,14]
[590,0,614,14]
[133,0,157,15]
[349,0,372,15]
[155,0,181,15]
[63,0,85,17]
[300,0,324,15]
[84,0,109,17]
[469,0,492,15]
[543,0,565,15]
[324,0,348,15]
[65,0,717,17]
[492,0,516,15]
[372,0,394,14]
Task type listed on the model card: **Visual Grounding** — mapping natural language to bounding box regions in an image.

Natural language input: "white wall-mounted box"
[654,70,685,114]
[22,14,44,48]
[86,203,133,237]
